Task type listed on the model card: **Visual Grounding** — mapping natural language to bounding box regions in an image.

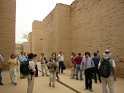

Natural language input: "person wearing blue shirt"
[92,52,101,83]
[82,52,95,92]
[18,51,27,78]
[18,52,27,62]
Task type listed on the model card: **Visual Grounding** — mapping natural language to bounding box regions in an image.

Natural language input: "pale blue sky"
[16,0,74,43]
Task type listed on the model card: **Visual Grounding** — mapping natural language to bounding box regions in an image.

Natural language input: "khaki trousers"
[49,72,56,87]
[41,63,48,76]
[101,76,114,93]
[27,75,34,93]
[70,66,75,78]
[9,69,17,83]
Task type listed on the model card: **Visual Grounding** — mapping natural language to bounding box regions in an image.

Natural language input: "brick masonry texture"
[32,21,43,61]
[15,44,23,55]
[0,0,16,63]
[22,42,28,52]
[30,0,124,77]
[28,32,32,53]
[71,0,124,77]
[42,4,71,66]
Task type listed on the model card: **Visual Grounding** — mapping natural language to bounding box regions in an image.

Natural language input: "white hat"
[105,49,110,53]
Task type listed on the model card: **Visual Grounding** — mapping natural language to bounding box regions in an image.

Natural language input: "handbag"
[63,63,66,70]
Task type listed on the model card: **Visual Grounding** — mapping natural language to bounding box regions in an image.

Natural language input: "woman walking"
[48,53,58,88]
[8,54,18,86]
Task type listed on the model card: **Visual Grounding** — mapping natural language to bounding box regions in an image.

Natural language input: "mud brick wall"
[30,0,124,77]
[71,0,124,77]
[0,0,16,63]
[41,4,71,66]
[32,21,43,61]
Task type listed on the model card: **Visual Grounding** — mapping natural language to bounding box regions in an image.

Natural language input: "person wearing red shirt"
[75,53,83,80]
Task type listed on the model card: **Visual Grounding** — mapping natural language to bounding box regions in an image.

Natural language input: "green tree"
[23,33,28,41]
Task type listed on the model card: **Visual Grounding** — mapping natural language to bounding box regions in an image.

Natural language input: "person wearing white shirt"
[58,52,64,73]
[98,50,116,93]
[27,53,35,93]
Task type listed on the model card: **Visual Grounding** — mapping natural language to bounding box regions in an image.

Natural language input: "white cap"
[105,49,110,53]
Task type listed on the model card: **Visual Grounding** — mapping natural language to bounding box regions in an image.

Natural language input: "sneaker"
[89,89,93,92]
[11,82,14,84]
[84,88,88,90]
[20,76,25,79]
[46,75,49,77]
[80,78,83,80]
[0,82,4,85]
[52,85,55,88]
[76,78,79,80]
[20,77,23,79]
[70,77,74,79]
[14,83,17,86]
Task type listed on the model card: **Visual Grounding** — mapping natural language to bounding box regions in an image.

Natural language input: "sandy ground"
[0,63,123,93]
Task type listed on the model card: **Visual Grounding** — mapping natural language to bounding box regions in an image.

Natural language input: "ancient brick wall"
[15,44,23,55]
[71,0,124,77]
[41,4,71,66]
[42,10,55,58]
[55,4,71,66]
[28,32,32,53]
[30,0,124,77]
[22,42,28,53]
[0,0,16,63]
[32,20,43,60]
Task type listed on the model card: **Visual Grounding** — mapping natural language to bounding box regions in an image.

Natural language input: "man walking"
[92,52,101,83]
[40,53,48,76]
[58,52,64,73]
[27,53,35,93]
[83,52,94,92]
[70,52,76,79]
[99,49,116,93]
[75,53,83,80]
[0,54,4,85]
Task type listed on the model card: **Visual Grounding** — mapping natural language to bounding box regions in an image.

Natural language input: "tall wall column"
[0,0,16,62]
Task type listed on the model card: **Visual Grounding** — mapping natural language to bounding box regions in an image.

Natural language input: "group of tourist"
[0,49,116,93]
[70,50,116,93]
[0,51,65,93]
[40,52,65,87]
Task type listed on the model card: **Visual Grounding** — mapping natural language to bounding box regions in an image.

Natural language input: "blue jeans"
[76,64,82,80]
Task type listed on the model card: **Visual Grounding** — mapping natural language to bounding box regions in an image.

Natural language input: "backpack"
[41,57,48,64]
[44,57,48,63]
[20,61,33,76]
[99,58,111,78]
